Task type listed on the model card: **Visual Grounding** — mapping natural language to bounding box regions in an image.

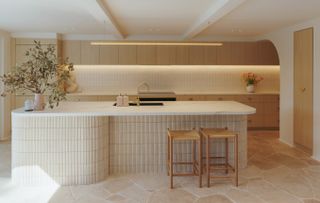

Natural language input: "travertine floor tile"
[147,188,196,203]
[247,179,301,203]
[195,194,233,203]
[226,189,266,203]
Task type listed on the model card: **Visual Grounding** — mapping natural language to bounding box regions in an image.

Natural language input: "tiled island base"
[12,114,247,186]
[109,115,247,174]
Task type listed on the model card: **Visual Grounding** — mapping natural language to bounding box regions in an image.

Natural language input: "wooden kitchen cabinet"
[205,95,234,101]
[137,46,156,64]
[99,45,119,64]
[180,94,279,129]
[119,45,137,64]
[62,40,81,64]
[176,46,189,64]
[156,46,176,65]
[204,46,218,65]
[80,41,100,65]
[189,46,204,65]
[177,95,206,101]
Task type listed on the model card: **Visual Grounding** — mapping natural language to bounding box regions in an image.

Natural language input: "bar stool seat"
[167,128,202,189]
[200,127,238,187]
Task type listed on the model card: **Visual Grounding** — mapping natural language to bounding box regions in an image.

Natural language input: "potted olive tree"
[0,41,74,110]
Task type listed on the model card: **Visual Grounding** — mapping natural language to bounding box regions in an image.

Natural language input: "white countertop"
[64,91,279,96]
[13,101,256,116]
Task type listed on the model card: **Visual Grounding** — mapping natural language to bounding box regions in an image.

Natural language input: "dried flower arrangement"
[0,41,74,109]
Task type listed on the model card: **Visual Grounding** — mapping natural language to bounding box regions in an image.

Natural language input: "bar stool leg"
[206,136,210,187]
[170,137,174,189]
[198,138,202,188]
[167,134,170,176]
[192,140,195,174]
[235,134,239,187]
[225,138,228,174]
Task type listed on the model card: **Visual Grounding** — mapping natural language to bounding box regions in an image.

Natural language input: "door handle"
[301,88,306,92]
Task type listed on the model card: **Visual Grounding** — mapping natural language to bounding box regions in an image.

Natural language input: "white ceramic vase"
[33,94,45,111]
[246,84,255,93]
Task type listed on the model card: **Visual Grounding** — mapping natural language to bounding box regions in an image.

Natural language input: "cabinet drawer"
[205,95,234,101]
[177,95,206,101]
[233,95,261,103]
[248,115,264,128]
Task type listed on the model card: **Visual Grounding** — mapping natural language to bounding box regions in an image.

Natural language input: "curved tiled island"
[11,101,255,186]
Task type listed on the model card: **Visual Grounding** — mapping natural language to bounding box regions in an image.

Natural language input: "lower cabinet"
[178,94,279,129]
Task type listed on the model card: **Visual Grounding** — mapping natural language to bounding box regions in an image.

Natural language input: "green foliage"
[0,40,74,109]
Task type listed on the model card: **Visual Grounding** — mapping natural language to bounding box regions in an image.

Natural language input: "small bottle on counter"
[116,94,123,107]
[123,94,129,107]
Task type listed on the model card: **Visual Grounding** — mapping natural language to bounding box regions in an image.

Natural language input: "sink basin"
[113,102,164,106]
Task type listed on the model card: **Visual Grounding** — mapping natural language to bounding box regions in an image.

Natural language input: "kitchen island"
[11,101,255,186]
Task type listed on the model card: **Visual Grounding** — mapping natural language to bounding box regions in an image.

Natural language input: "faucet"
[137,82,150,93]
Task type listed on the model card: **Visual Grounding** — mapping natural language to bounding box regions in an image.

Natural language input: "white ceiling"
[0,0,320,39]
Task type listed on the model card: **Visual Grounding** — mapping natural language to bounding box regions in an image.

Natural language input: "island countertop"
[12,101,256,116]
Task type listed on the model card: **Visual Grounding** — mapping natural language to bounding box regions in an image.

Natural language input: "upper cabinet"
[137,45,156,65]
[99,45,119,65]
[80,41,99,65]
[58,40,279,65]
[156,46,176,65]
[189,46,204,65]
[12,38,58,66]
[119,45,137,65]
[62,40,81,64]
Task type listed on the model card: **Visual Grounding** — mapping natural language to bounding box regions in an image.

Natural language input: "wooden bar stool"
[167,128,202,189]
[200,127,238,187]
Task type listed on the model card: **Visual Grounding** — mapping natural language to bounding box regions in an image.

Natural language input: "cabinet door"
[80,41,100,65]
[294,28,313,152]
[137,46,156,65]
[176,46,189,64]
[217,42,232,65]
[189,46,204,65]
[257,41,279,65]
[204,46,218,65]
[119,46,137,64]
[244,42,259,65]
[15,44,32,65]
[99,46,119,64]
[156,46,176,65]
[62,40,81,64]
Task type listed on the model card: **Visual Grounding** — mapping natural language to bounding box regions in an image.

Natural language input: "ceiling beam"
[183,0,247,40]
[96,0,125,39]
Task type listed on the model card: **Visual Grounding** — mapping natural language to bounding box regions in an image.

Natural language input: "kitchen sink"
[113,102,164,106]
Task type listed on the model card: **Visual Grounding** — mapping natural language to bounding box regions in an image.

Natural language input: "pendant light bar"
[90,41,223,46]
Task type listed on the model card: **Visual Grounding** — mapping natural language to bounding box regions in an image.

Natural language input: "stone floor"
[1,131,320,203]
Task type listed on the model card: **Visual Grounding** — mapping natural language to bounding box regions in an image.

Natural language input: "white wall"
[258,17,320,160]
[73,65,279,94]
[0,30,11,140]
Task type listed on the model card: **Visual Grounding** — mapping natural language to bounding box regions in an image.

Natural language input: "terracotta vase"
[246,84,255,93]
[33,94,45,111]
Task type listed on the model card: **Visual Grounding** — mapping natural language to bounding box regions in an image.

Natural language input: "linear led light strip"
[90,41,223,46]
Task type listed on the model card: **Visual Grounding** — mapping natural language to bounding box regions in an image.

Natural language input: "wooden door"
[294,27,313,153]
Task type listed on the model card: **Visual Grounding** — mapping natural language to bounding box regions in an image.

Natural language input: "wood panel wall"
[60,40,279,65]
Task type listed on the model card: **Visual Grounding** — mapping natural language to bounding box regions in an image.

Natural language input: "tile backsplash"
[73,65,279,94]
